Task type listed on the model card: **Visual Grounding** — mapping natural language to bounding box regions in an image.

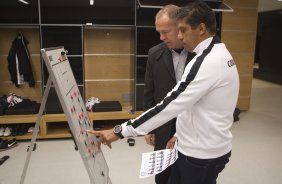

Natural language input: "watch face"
[114,125,121,133]
[114,125,124,139]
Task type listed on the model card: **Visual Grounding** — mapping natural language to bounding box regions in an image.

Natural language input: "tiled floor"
[0,78,281,184]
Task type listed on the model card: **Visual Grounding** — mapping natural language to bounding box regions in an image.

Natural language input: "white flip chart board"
[41,46,111,184]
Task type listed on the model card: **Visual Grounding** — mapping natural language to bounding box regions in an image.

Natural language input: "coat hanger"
[17,32,22,39]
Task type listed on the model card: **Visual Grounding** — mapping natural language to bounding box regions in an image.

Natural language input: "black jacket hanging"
[7,32,35,87]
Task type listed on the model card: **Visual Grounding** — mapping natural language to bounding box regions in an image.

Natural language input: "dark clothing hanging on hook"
[17,32,22,39]
[7,33,35,87]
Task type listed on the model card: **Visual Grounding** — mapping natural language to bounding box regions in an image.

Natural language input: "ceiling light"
[18,0,29,4]
[90,0,94,5]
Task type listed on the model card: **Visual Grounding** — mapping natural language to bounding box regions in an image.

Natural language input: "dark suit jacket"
[143,42,195,151]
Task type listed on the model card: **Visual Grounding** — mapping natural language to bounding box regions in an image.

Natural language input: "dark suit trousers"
[154,119,176,184]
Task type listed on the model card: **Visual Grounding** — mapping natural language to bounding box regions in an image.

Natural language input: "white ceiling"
[258,0,282,12]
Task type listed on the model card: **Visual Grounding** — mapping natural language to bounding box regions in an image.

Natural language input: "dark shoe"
[0,155,10,165]
[233,107,241,122]
[127,138,135,146]
[0,139,18,151]
[18,124,28,136]
[11,124,20,136]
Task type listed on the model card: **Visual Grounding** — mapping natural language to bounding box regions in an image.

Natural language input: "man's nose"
[177,32,183,40]
[160,33,167,41]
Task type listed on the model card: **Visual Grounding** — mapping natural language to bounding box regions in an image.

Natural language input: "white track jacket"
[121,36,240,159]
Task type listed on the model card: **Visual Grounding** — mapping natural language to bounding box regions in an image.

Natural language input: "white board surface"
[41,46,110,184]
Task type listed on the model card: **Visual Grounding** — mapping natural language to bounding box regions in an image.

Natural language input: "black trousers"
[155,165,172,184]
[168,151,231,184]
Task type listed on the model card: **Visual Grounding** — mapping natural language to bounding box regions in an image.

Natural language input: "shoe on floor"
[18,124,28,136]
[127,138,135,146]
[0,155,10,165]
[28,126,34,133]
[0,139,18,151]
[11,124,20,137]
[3,127,12,137]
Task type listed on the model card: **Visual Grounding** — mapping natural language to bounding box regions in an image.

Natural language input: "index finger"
[87,129,101,137]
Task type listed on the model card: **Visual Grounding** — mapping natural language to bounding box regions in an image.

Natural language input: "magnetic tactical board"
[41,47,111,184]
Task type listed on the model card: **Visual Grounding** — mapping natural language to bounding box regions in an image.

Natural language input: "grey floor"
[0,78,282,184]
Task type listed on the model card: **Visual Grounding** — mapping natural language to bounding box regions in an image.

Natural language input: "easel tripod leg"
[20,77,52,184]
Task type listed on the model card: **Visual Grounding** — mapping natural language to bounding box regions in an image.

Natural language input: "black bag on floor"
[92,101,122,112]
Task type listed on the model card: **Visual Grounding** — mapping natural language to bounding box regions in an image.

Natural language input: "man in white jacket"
[89,2,239,184]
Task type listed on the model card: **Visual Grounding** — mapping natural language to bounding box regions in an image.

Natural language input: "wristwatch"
[113,125,124,139]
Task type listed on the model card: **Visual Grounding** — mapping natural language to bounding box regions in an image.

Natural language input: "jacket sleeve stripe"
[128,36,220,130]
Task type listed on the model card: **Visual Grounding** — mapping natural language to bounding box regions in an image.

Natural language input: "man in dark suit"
[143,5,195,184]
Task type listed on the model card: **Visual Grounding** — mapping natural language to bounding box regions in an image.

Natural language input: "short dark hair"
[176,1,216,34]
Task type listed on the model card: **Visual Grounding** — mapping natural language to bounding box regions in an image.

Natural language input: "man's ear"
[198,23,207,36]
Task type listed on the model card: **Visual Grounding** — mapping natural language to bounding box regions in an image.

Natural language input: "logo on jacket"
[227,59,235,67]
